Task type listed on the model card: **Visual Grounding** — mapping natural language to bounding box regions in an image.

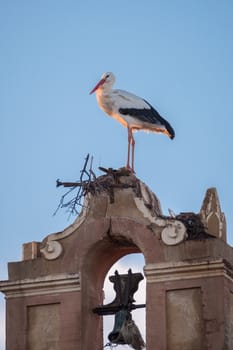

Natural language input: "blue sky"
[1,1,233,348]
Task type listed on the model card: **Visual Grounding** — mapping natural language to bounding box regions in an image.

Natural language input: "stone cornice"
[0,273,80,299]
[144,259,233,283]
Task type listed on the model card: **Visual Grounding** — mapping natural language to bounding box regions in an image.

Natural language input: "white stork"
[90,72,175,172]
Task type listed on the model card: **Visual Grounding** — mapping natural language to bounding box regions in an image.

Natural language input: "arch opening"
[103,253,146,349]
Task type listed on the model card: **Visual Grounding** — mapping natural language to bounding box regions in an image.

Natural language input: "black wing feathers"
[119,99,175,139]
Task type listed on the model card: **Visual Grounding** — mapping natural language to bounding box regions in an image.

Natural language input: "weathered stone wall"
[0,170,232,350]
[166,288,204,349]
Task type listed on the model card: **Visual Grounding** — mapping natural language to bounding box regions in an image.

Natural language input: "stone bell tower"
[1,168,233,350]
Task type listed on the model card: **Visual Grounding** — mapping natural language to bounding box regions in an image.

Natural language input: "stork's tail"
[147,102,175,140]
[166,123,175,139]
[159,119,175,139]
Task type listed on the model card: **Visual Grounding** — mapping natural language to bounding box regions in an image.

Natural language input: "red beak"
[89,78,105,94]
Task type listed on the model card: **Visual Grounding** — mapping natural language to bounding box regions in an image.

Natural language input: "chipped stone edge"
[40,194,91,260]
[133,181,162,223]
[134,182,187,246]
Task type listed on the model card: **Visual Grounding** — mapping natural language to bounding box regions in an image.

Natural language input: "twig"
[53,154,96,218]
[56,180,82,187]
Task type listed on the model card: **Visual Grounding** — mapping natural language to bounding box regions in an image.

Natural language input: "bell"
[108,309,145,350]
[108,309,130,344]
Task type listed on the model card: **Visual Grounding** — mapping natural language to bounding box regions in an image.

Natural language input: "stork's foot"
[125,164,135,174]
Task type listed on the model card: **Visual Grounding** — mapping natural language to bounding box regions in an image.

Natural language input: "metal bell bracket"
[93,269,145,316]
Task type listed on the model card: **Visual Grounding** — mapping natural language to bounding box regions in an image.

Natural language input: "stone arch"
[79,217,163,350]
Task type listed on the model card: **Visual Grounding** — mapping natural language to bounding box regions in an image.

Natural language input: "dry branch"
[54,154,96,217]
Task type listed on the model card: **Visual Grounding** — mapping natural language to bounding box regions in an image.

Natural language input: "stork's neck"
[95,87,114,116]
[96,85,113,97]
[96,86,113,103]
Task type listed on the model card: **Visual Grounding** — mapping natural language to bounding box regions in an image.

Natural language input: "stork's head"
[90,72,115,94]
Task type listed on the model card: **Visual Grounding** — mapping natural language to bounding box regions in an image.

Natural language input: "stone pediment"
[19,169,226,265]
[39,169,188,261]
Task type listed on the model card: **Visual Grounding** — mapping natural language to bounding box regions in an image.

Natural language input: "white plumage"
[90,72,175,172]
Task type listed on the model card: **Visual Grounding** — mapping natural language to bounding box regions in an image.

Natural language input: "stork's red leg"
[126,127,135,172]
[131,132,135,172]
[127,126,131,169]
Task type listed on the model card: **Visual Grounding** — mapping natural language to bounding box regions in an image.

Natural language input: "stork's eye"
[106,74,110,79]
